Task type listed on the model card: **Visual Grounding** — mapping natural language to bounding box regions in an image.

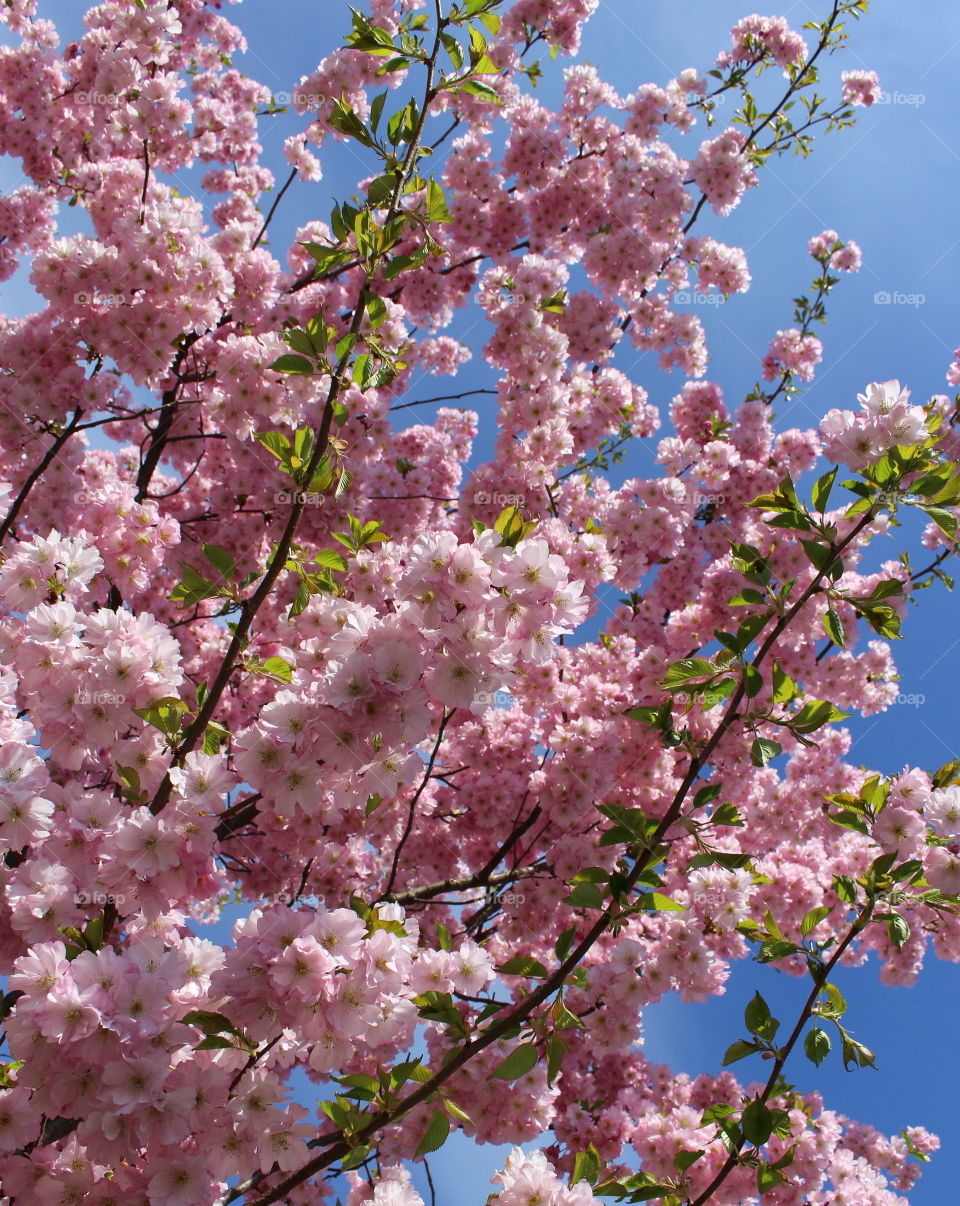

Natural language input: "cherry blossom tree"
[0,1,957,1204]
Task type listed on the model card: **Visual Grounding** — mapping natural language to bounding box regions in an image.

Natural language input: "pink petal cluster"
[842,69,882,107]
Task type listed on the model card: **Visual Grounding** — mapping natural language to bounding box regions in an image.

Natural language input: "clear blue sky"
[3,1,960,1201]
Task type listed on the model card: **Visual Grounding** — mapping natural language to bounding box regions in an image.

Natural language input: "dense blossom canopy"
[0,1,956,1205]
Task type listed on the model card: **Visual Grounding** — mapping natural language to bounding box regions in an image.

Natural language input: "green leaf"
[757,938,801,963]
[887,913,910,949]
[821,981,847,1022]
[133,696,190,737]
[116,764,141,794]
[440,30,464,68]
[202,544,236,582]
[637,892,686,912]
[169,563,221,606]
[757,1162,787,1193]
[771,663,798,704]
[804,1026,831,1066]
[722,1039,760,1066]
[314,548,349,572]
[790,699,849,734]
[426,178,451,223]
[255,430,291,460]
[674,1149,704,1174]
[329,97,377,147]
[369,90,387,132]
[812,466,839,512]
[661,657,716,689]
[453,77,502,102]
[710,802,743,828]
[823,607,845,648]
[493,504,536,548]
[555,927,575,961]
[497,955,549,978]
[489,1042,538,1080]
[800,538,838,573]
[546,1036,567,1086]
[260,656,293,683]
[744,992,778,1041]
[923,506,958,540]
[741,1098,774,1147]
[552,1002,583,1030]
[750,737,782,767]
[202,721,229,755]
[801,906,832,937]
[271,353,314,375]
[196,1034,238,1050]
[743,664,763,697]
[442,1098,473,1126]
[415,1109,450,1156]
[932,758,960,789]
[564,881,605,909]
[572,1145,601,1187]
[182,1009,242,1037]
[81,916,103,951]
[702,677,737,708]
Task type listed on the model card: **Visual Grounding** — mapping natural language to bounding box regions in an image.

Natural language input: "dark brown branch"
[0,409,84,543]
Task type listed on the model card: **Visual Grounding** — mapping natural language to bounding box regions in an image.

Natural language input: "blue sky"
[3,0,960,1201]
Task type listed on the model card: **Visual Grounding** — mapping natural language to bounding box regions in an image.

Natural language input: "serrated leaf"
[750,737,782,767]
[823,607,845,647]
[546,1035,567,1086]
[565,881,604,909]
[674,1149,704,1174]
[489,1042,538,1080]
[453,77,502,102]
[202,544,236,582]
[812,466,839,512]
[804,1026,831,1066]
[260,656,293,682]
[497,955,549,978]
[741,1098,774,1147]
[661,657,716,689]
[415,1109,450,1156]
[572,1145,601,1187]
[271,353,314,375]
[887,913,910,949]
[637,892,687,912]
[722,1039,760,1066]
[801,906,832,936]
